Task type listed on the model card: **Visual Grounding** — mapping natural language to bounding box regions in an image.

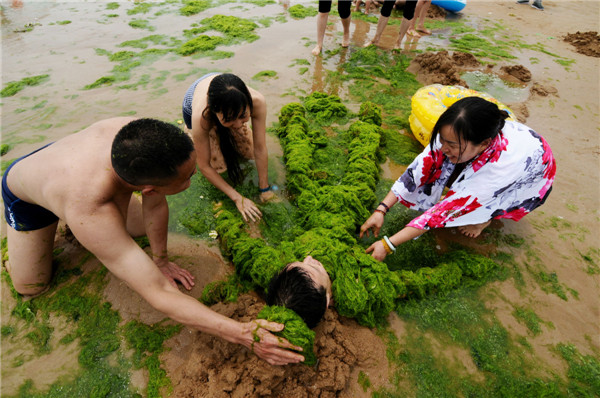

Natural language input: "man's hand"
[359,212,385,238]
[240,319,305,366]
[154,258,195,290]
[365,240,388,261]
[234,196,263,223]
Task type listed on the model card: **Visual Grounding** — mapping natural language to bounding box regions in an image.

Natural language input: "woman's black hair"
[429,96,510,158]
[202,73,253,185]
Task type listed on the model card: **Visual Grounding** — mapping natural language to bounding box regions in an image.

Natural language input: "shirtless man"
[2,117,304,366]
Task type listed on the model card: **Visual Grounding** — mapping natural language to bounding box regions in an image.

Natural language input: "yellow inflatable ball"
[409,84,516,147]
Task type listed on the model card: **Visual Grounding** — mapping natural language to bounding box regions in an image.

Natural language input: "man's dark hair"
[267,264,327,329]
[111,118,194,186]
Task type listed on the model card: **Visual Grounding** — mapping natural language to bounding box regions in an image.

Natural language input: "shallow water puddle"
[462,70,529,103]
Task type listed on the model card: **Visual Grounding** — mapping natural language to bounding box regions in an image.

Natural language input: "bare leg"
[364,0,373,13]
[6,221,58,296]
[393,16,411,49]
[364,14,389,46]
[415,0,431,34]
[312,12,329,55]
[458,220,492,238]
[341,16,351,47]
[354,0,362,12]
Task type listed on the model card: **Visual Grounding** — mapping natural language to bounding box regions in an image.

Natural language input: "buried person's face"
[289,255,333,308]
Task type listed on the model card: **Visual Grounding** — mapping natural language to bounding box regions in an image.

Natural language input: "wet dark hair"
[111,118,194,186]
[430,96,510,158]
[202,73,254,185]
[267,264,327,329]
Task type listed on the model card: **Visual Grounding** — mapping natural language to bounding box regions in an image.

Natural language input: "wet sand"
[1,0,599,396]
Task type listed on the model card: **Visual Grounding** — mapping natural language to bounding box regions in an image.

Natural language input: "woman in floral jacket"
[360,96,556,261]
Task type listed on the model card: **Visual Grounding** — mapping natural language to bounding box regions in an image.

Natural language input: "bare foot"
[311,44,322,56]
[364,38,378,47]
[342,34,350,48]
[407,29,421,37]
[417,27,432,35]
[458,220,492,238]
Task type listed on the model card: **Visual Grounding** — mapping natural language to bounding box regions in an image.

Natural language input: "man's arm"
[67,202,304,365]
[142,192,194,289]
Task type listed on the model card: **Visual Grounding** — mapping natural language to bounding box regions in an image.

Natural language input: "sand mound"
[409,50,481,86]
[164,294,389,397]
[563,31,600,57]
[500,65,532,82]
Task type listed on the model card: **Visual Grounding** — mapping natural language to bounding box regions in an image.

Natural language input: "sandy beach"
[1,0,599,396]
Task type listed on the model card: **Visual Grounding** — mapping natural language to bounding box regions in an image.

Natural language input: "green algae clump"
[288,4,318,19]
[304,91,349,125]
[1,74,50,98]
[180,0,211,16]
[177,35,223,56]
[257,305,316,366]
[253,70,278,81]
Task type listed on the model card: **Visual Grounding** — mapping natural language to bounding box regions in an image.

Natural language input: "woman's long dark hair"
[202,73,254,184]
[429,96,509,159]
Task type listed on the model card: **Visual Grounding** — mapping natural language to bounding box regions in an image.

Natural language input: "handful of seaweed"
[256,305,317,366]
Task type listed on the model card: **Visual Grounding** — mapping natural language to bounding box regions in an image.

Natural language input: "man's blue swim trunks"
[181,72,221,130]
[2,143,59,231]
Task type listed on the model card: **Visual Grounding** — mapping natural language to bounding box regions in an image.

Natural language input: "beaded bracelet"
[374,209,386,216]
[381,239,393,254]
[378,202,390,211]
[259,185,272,193]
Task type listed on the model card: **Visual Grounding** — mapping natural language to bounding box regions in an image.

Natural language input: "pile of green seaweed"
[204,92,498,361]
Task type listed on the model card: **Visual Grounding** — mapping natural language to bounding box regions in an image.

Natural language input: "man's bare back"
[2,117,305,366]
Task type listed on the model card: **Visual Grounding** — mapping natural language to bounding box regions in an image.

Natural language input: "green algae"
[256,305,316,366]
[243,0,276,6]
[2,249,171,397]
[1,144,11,156]
[201,273,252,306]
[380,128,423,165]
[555,343,600,396]
[207,97,500,335]
[288,4,318,19]
[358,370,372,392]
[128,19,155,31]
[123,320,181,397]
[450,34,516,61]
[1,74,50,98]
[177,35,221,55]
[180,0,211,16]
[194,14,259,43]
[385,287,572,397]
[118,34,171,49]
[512,306,550,336]
[252,70,277,81]
[106,2,119,10]
[127,2,154,15]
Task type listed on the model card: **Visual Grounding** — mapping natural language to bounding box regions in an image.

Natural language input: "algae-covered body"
[207,92,498,362]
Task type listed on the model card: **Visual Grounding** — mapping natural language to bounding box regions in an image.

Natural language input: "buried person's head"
[267,256,332,329]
